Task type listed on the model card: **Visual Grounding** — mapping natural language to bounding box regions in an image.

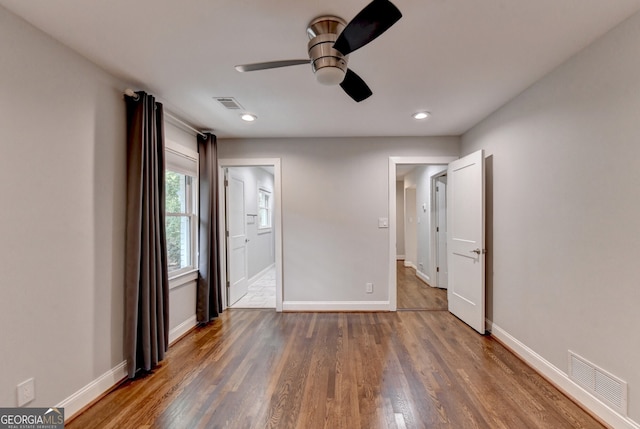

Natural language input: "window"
[258,188,272,230]
[165,142,198,277]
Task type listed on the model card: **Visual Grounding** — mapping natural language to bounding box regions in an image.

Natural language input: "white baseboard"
[169,314,197,345]
[59,316,198,422]
[282,301,390,312]
[416,270,431,285]
[403,261,416,269]
[57,361,127,421]
[396,255,405,260]
[490,323,640,429]
[248,263,275,285]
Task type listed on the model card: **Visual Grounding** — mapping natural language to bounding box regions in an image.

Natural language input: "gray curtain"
[197,133,222,322]
[124,91,170,378]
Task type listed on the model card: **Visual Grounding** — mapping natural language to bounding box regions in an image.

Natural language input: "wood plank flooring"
[397,262,447,310]
[68,310,604,429]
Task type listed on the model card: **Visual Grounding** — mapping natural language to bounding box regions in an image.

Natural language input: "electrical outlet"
[366,282,373,293]
[17,378,35,406]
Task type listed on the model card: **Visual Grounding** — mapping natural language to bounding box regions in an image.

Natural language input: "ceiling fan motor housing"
[307,16,348,85]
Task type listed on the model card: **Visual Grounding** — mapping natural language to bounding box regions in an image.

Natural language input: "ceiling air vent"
[215,97,243,110]
[568,350,627,415]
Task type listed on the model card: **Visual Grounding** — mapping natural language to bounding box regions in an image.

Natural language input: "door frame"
[218,158,283,312]
[388,156,458,311]
[430,169,448,289]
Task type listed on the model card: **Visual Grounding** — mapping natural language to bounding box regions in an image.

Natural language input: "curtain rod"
[124,88,208,138]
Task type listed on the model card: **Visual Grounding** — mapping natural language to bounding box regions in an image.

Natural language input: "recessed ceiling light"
[412,111,430,120]
[241,113,257,122]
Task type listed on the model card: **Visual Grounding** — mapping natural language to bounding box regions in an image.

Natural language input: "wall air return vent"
[215,97,244,110]
[568,350,627,415]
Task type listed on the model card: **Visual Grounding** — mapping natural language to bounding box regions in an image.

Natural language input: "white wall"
[461,10,640,425]
[0,5,126,409]
[395,181,405,259]
[227,166,275,280]
[218,137,460,306]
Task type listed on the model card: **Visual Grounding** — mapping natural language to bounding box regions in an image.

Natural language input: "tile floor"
[231,266,276,308]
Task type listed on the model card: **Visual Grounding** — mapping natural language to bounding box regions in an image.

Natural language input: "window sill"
[169,269,198,290]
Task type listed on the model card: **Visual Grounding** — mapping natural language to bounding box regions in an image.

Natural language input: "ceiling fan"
[234,0,402,102]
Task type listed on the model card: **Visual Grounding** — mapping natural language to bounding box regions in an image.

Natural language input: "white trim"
[416,270,431,285]
[169,315,198,345]
[403,261,416,269]
[388,156,458,312]
[283,301,390,312]
[168,270,198,290]
[57,361,127,421]
[218,158,283,312]
[491,323,640,429]
[396,255,405,260]
[248,262,275,285]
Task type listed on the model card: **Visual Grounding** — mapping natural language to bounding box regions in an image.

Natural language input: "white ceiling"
[2,0,640,139]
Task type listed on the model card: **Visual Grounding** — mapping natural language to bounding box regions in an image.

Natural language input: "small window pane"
[166,171,188,213]
[258,189,271,229]
[166,215,191,272]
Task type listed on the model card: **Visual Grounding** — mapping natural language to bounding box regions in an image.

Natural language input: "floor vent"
[568,350,627,415]
[214,97,243,110]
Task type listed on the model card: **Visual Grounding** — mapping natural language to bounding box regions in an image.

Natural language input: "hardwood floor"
[68,310,604,429]
[397,262,447,310]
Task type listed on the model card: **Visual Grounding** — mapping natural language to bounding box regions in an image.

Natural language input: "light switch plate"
[378,217,388,228]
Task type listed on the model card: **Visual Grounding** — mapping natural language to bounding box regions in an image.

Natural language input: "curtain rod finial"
[124,88,139,100]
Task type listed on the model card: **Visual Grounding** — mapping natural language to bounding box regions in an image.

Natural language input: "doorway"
[388,152,487,333]
[387,156,457,311]
[218,159,283,311]
[395,163,449,310]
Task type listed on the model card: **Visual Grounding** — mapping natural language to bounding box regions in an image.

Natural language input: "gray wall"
[395,181,405,259]
[0,5,200,410]
[218,137,460,303]
[404,165,447,282]
[461,10,640,423]
[403,188,417,269]
[0,6,126,407]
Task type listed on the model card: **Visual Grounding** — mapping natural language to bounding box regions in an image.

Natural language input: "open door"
[225,169,249,306]
[447,150,485,334]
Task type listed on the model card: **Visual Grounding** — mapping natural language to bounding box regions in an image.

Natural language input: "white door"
[435,175,448,289]
[226,169,249,306]
[447,150,485,334]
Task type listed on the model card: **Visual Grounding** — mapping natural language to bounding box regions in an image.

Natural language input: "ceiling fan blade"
[235,59,309,72]
[340,69,372,102]
[333,0,402,56]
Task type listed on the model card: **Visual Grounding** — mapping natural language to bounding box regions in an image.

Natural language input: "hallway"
[397,261,447,310]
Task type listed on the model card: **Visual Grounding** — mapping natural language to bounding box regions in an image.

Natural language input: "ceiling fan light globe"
[315,67,346,86]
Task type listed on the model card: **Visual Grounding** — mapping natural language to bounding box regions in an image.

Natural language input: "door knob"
[471,248,485,255]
